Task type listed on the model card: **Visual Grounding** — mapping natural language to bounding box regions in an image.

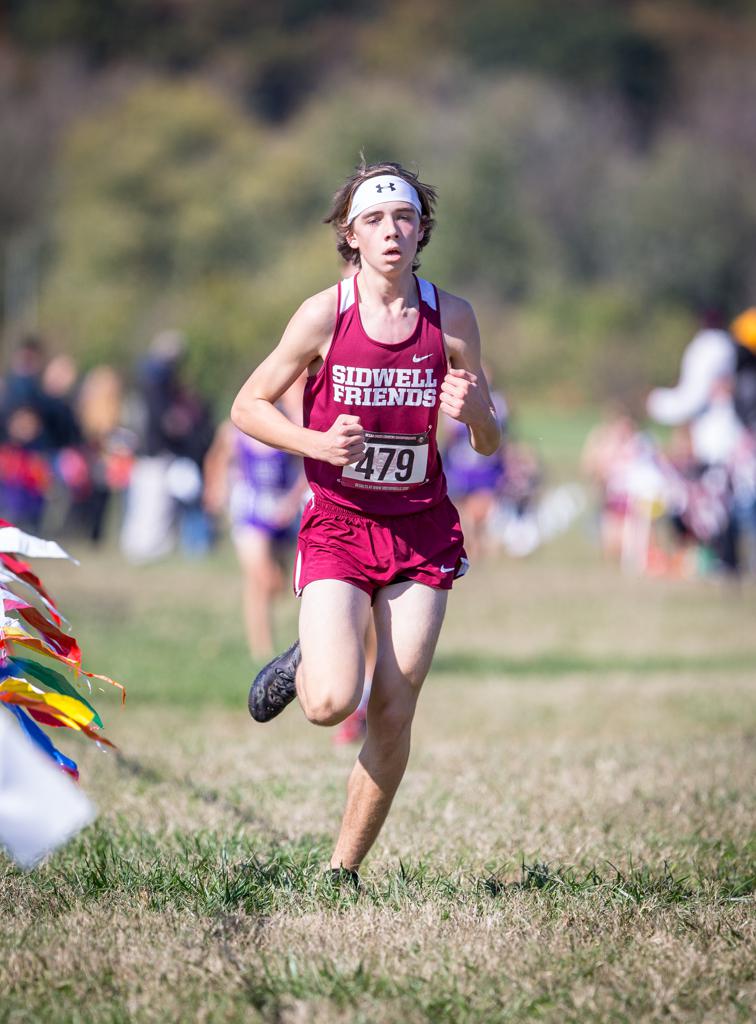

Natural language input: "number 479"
[354,446,414,482]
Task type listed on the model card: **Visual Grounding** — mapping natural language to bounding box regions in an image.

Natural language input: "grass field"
[1,423,755,1022]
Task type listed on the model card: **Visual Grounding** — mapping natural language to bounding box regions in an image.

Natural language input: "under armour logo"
[375,182,396,194]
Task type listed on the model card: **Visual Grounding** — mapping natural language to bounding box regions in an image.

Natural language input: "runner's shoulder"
[436,288,478,339]
[293,285,340,340]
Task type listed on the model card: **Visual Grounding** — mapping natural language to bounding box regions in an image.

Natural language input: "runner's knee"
[367,696,416,749]
[375,656,429,692]
[298,669,360,726]
[302,693,359,726]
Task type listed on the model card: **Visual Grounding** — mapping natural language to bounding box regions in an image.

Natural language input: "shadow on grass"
[241,956,490,1023]
[432,650,756,677]
[114,752,287,839]
[479,859,700,902]
[387,857,753,905]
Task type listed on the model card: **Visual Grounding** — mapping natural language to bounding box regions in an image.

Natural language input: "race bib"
[341,431,429,490]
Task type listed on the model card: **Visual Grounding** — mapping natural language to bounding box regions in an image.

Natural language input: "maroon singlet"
[303,274,448,517]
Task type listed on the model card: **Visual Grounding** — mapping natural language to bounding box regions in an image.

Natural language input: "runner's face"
[346,201,424,272]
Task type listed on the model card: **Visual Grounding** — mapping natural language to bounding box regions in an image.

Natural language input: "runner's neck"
[354,271,421,346]
[356,265,418,314]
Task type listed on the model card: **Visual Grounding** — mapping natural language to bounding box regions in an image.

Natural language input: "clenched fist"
[317,414,365,466]
[440,368,489,425]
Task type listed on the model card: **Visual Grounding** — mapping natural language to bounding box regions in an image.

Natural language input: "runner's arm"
[202,420,234,515]
[439,293,501,456]
[231,291,365,465]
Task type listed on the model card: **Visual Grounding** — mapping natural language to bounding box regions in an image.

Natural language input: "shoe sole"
[248,641,300,723]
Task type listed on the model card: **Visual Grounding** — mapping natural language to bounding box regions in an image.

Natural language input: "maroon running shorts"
[293,495,469,600]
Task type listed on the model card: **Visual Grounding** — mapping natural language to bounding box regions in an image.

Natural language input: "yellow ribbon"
[0,677,96,728]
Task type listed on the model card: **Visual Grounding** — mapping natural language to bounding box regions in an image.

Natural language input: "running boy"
[230,160,500,879]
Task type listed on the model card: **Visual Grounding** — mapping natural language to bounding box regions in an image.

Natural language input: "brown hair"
[324,159,437,270]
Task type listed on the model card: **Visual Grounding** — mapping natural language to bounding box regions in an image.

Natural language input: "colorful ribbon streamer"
[0,523,121,779]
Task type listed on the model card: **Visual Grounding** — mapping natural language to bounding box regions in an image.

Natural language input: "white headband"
[347,175,422,224]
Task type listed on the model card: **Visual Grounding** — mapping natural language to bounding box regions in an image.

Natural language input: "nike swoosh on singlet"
[412,354,432,363]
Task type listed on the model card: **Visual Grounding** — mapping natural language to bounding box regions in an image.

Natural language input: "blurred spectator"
[580,409,697,575]
[442,378,507,560]
[581,407,638,559]
[646,311,751,575]
[730,308,756,570]
[491,438,545,557]
[39,353,89,537]
[204,421,306,658]
[204,374,306,657]
[647,311,735,428]
[120,330,214,563]
[730,308,756,432]
[71,365,132,544]
[41,354,81,450]
[0,335,49,437]
[0,404,51,532]
[0,337,54,532]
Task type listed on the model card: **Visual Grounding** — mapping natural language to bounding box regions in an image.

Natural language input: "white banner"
[0,527,77,564]
[0,713,95,868]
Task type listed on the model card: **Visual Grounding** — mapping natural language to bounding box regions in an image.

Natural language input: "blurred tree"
[7,0,367,107]
[39,81,266,367]
[422,77,626,298]
[450,0,671,139]
[598,137,756,310]
[5,0,755,404]
[0,68,53,238]
[0,53,93,335]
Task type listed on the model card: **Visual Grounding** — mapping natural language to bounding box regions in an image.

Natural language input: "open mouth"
[383,247,402,257]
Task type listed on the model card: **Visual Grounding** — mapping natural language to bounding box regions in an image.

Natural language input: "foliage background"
[2,0,756,410]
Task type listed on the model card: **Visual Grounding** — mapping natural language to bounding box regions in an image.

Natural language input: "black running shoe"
[248,640,301,722]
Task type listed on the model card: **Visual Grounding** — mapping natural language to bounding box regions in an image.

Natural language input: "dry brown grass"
[1,532,754,1022]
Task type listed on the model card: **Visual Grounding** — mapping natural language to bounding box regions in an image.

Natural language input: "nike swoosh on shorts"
[440,565,454,573]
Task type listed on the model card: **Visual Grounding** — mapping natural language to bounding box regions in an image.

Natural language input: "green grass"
[515,404,601,468]
[6,823,751,919]
[2,408,755,1022]
[2,819,752,1022]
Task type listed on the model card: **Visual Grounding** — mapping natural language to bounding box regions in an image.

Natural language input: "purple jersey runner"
[443,392,507,497]
[230,428,301,539]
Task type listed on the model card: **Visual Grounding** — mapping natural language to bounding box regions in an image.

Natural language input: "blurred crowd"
[440,382,584,563]
[1,330,585,655]
[17,300,754,614]
[0,330,214,558]
[0,334,133,542]
[582,307,756,579]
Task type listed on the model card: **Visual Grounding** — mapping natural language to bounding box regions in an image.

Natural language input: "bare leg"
[235,528,283,658]
[332,615,377,745]
[364,615,378,689]
[296,580,372,725]
[330,581,448,871]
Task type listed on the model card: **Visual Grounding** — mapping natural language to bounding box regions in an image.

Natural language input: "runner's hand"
[318,414,365,466]
[440,368,488,425]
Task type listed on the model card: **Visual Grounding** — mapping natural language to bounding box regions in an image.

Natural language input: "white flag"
[0,527,78,564]
[0,713,95,869]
